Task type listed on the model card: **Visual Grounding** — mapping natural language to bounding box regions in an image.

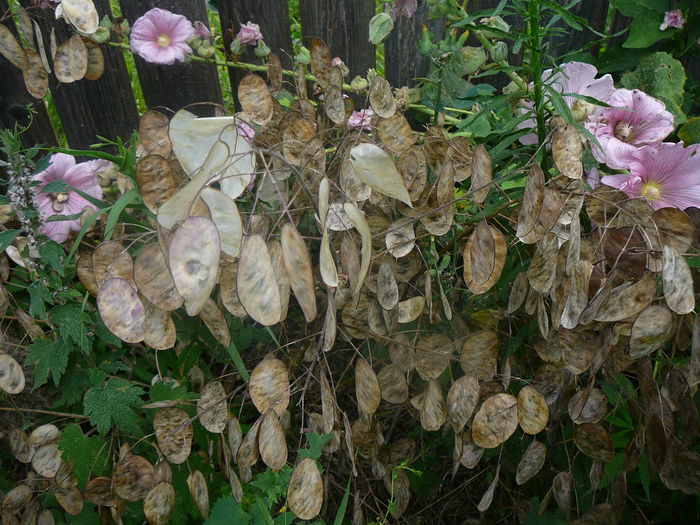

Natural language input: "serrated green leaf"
[49,303,92,352]
[299,432,333,460]
[38,241,66,275]
[0,230,20,252]
[149,381,196,403]
[25,338,72,388]
[28,281,51,320]
[250,467,292,507]
[83,377,144,436]
[205,496,251,525]
[59,424,110,489]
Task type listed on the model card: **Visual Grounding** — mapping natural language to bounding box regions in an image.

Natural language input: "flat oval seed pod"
[344,203,372,295]
[386,219,415,259]
[143,300,176,350]
[237,417,261,468]
[54,35,88,83]
[355,357,381,416]
[519,188,564,245]
[9,427,33,463]
[421,379,446,431]
[287,458,324,520]
[378,364,408,404]
[154,407,193,464]
[228,416,243,458]
[238,74,274,125]
[97,278,146,343]
[259,410,287,470]
[249,356,290,416]
[143,481,175,525]
[61,0,99,33]
[568,388,608,424]
[349,143,411,206]
[309,37,331,87]
[23,49,49,98]
[397,296,425,324]
[516,164,545,239]
[384,468,410,518]
[199,188,242,258]
[460,330,498,381]
[517,385,549,434]
[553,471,572,512]
[169,216,220,316]
[477,464,500,513]
[469,145,492,204]
[663,245,695,314]
[2,484,32,511]
[573,423,614,462]
[463,221,506,294]
[593,275,656,322]
[369,75,396,118]
[32,443,62,477]
[136,155,177,214]
[459,431,484,468]
[516,440,547,485]
[446,374,479,433]
[267,240,291,321]
[54,486,83,516]
[93,241,126,287]
[415,333,453,380]
[472,393,519,448]
[237,235,282,325]
[113,455,155,501]
[29,425,60,448]
[281,223,317,323]
[218,258,247,318]
[0,353,25,394]
[552,124,582,179]
[377,113,413,154]
[84,39,104,80]
[84,477,116,507]
[187,470,209,520]
[197,381,227,434]
[527,232,559,294]
[376,261,399,310]
[629,305,673,359]
[134,243,183,311]
[198,298,231,348]
[0,24,28,70]
[139,111,171,157]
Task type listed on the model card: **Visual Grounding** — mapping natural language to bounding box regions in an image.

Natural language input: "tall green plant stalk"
[527,0,548,171]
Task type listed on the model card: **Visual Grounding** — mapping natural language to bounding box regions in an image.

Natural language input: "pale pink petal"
[40,221,72,243]
[600,174,636,191]
[35,153,75,187]
[237,22,262,45]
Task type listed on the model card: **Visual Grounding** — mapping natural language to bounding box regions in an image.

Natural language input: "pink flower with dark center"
[33,153,105,243]
[348,109,375,130]
[660,9,685,30]
[237,22,262,45]
[130,8,195,65]
[518,62,614,145]
[588,88,674,170]
[600,143,700,210]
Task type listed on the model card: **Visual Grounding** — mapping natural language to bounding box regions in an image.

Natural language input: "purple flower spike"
[130,8,196,65]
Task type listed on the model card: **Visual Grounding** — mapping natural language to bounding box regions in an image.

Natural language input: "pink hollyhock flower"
[193,21,212,41]
[588,88,674,170]
[518,62,614,145]
[237,121,255,142]
[391,0,418,21]
[33,153,104,243]
[586,167,601,190]
[600,143,700,210]
[130,8,195,65]
[348,109,375,130]
[237,22,262,45]
[660,9,684,30]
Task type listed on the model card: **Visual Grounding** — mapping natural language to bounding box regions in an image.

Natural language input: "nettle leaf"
[49,303,92,352]
[83,377,145,436]
[149,381,196,403]
[25,338,72,388]
[299,432,333,460]
[38,240,67,275]
[0,230,20,252]
[28,281,52,320]
[59,424,109,489]
[205,496,250,525]
[250,467,293,507]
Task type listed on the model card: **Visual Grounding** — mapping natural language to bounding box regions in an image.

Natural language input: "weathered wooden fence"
[0,0,630,152]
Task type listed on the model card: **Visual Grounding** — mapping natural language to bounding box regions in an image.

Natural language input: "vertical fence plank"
[119,0,223,113]
[0,1,56,147]
[299,0,375,79]
[217,0,294,105]
[384,1,446,89]
[17,0,138,151]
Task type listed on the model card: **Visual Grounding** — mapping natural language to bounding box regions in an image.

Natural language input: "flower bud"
[119,19,130,37]
[197,43,216,59]
[478,16,510,39]
[418,25,434,56]
[350,75,369,92]
[99,14,113,30]
[188,36,203,51]
[369,12,394,44]
[428,0,450,19]
[230,37,246,56]
[489,41,508,62]
[90,26,111,44]
[294,45,311,64]
[254,39,271,58]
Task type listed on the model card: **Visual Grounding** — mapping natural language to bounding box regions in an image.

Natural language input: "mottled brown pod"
[472,393,518,448]
[249,356,290,416]
[355,357,381,416]
[143,481,176,525]
[113,455,155,502]
[237,235,282,325]
[153,407,193,464]
[258,410,287,470]
[187,470,209,519]
[238,74,274,125]
[197,381,227,434]
[287,458,323,520]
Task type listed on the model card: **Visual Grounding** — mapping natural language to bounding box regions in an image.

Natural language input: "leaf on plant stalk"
[61,0,99,34]
[237,235,282,325]
[378,364,408,404]
[0,24,28,71]
[144,481,176,525]
[97,277,146,343]
[83,39,103,80]
[197,381,227,434]
[552,124,582,179]
[187,470,209,519]
[309,37,331,88]
[287,457,323,520]
[477,464,500,512]
[136,155,177,214]
[258,410,287,471]
[355,357,381,416]
[629,305,673,359]
[553,471,572,513]
[249,356,290,417]
[568,388,608,424]
[662,245,695,314]
[460,330,498,381]
[134,243,183,312]
[369,74,396,118]
[139,111,172,157]
[113,455,155,502]
[0,353,25,394]
[22,49,48,98]
[593,275,656,322]
[168,216,220,316]
[281,223,317,322]
[348,143,411,206]
[573,423,614,462]
[516,440,546,485]
[463,220,506,294]
[517,385,549,435]
[472,393,518,448]
[238,74,273,125]
[54,35,87,83]
[446,374,479,433]
[344,203,372,295]
[415,333,454,381]
[142,300,176,350]
[154,407,192,464]
[377,113,413,154]
[469,145,492,204]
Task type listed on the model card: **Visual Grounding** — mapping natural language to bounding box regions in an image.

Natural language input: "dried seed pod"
[84,477,116,507]
[54,485,83,516]
[281,223,317,323]
[258,410,287,470]
[517,385,549,435]
[420,379,446,431]
[446,374,479,434]
[377,113,413,154]
[238,74,274,125]
[369,75,396,118]
[552,124,582,179]
[629,305,673,359]
[22,49,48,98]
[472,393,518,448]
[153,407,193,464]
[97,278,146,343]
[142,300,176,350]
[309,37,331,88]
[143,481,175,525]
[355,357,381,416]
[237,235,282,325]
[61,0,99,34]
[287,458,323,520]
[573,423,614,462]
[0,353,25,395]
[348,143,411,206]
[460,330,498,381]
[0,24,29,70]
[113,455,155,502]
[377,364,408,404]
[463,221,506,295]
[663,245,695,315]
[187,470,209,519]
[197,381,227,434]
[54,35,88,83]
[249,356,290,416]
[84,39,104,80]
[415,333,453,381]
[139,110,172,157]
[134,243,183,312]
[516,440,546,485]
[568,388,608,424]
[198,298,231,348]
[469,145,492,204]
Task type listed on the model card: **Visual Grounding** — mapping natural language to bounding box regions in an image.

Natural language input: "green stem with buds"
[528,0,548,171]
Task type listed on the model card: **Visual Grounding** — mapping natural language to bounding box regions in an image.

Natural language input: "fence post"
[119,0,223,113]
[299,0,375,80]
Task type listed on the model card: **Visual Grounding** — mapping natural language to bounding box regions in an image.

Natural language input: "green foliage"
[205,496,251,525]
[49,303,93,353]
[58,424,110,488]
[25,338,72,388]
[679,116,700,144]
[83,375,145,436]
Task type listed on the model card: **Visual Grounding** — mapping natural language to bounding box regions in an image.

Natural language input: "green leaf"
[40,180,70,193]
[226,341,250,382]
[28,281,52,320]
[333,477,352,525]
[299,432,333,460]
[59,424,110,489]
[67,208,104,262]
[25,338,72,388]
[205,496,250,525]
[610,0,666,16]
[252,497,275,525]
[623,11,667,48]
[49,303,92,352]
[83,377,144,436]
[149,381,196,403]
[679,117,700,145]
[38,241,66,275]
[0,230,20,252]
[250,467,292,507]
[104,188,141,241]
